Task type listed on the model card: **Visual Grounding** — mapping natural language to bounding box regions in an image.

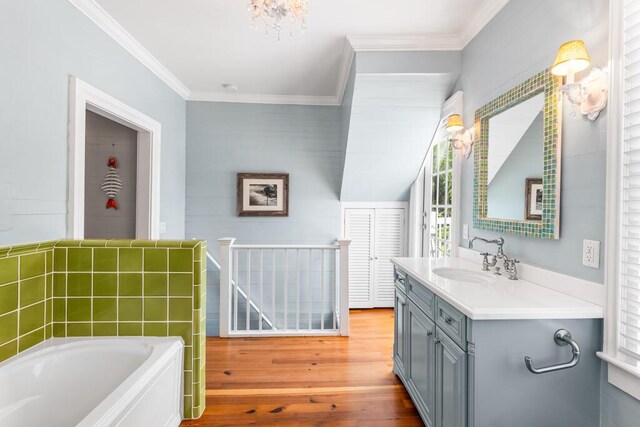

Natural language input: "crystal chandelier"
[248,0,308,40]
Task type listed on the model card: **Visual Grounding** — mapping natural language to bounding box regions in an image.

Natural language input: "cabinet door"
[436,330,467,427]
[394,287,407,376]
[344,209,375,308]
[373,209,405,307]
[407,301,436,427]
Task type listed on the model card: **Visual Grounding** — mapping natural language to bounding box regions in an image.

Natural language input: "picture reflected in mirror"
[486,93,544,221]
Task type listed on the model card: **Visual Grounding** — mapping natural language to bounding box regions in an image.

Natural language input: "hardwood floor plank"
[181,309,422,426]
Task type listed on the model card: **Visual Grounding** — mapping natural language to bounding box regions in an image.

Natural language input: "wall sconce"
[446,114,474,159]
[551,39,608,121]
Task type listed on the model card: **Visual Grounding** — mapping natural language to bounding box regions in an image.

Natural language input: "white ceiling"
[85,0,510,104]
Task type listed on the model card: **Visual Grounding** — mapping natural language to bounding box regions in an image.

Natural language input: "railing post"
[337,239,351,336]
[218,238,235,338]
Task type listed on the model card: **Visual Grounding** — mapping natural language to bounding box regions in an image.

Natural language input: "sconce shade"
[446,114,464,132]
[551,40,591,76]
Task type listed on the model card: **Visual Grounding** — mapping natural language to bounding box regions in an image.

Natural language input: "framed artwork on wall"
[237,173,289,217]
[525,178,543,221]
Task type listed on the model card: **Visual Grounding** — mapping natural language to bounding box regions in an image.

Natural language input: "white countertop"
[391,257,604,320]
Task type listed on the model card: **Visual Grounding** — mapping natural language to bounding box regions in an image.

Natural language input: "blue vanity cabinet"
[393,285,408,376]
[406,299,437,427]
[435,328,467,427]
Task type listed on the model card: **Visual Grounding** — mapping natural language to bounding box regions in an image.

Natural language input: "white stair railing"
[218,238,351,337]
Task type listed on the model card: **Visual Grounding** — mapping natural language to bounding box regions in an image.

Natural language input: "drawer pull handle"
[398,277,405,284]
[444,316,453,324]
[427,331,433,336]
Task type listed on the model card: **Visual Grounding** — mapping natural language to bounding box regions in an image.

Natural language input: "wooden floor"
[181,309,422,426]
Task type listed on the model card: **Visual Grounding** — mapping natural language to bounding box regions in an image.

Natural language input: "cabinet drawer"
[407,276,435,318]
[394,268,407,293]
[435,298,467,349]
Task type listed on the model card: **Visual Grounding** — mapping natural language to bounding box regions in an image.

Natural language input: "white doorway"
[342,203,407,308]
[68,77,161,240]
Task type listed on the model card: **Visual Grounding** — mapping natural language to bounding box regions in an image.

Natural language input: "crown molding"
[188,91,340,106]
[458,0,511,47]
[335,39,356,105]
[67,0,190,99]
[347,34,463,52]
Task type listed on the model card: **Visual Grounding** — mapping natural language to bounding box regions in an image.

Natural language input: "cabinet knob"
[445,316,453,324]
[434,339,441,344]
[427,331,433,336]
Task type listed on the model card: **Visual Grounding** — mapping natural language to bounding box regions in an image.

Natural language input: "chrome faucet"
[469,235,519,280]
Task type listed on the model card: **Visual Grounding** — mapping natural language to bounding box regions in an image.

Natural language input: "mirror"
[473,70,562,239]
[486,93,544,220]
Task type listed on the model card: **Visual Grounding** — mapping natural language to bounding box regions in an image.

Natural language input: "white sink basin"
[432,267,495,285]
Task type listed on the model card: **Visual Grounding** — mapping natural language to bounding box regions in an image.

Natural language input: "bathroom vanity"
[391,257,603,427]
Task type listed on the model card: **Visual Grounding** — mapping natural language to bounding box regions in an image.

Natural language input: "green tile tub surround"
[0,239,207,420]
[473,68,562,240]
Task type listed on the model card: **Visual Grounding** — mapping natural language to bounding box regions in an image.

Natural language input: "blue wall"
[458,0,609,283]
[0,0,187,245]
[185,102,344,334]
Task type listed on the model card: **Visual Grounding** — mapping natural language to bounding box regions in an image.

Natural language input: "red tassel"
[106,198,119,210]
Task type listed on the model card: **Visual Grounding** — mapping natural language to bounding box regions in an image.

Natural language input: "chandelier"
[248,0,308,40]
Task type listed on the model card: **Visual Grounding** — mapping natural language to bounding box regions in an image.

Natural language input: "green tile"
[169,274,193,296]
[144,273,167,296]
[19,302,44,335]
[0,284,18,316]
[67,248,93,272]
[144,322,167,336]
[0,257,18,285]
[0,340,17,363]
[169,298,192,322]
[169,249,192,273]
[45,251,52,273]
[183,371,193,395]
[93,248,118,272]
[119,322,142,336]
[144,298,167,321]
[106,239,135,248]
[67,273,91,296]
[19,252,45,280]
[119,298,143,321]
[67,323,91,337]
[45,299,52,323]
[53,273,66,297]
[67,298,91,321]
[18,327,44,352]
[120,273,142,296]
[19,276,45,307]
[119,248,142,272]
[45,324,52,339]
[144,249,167,272]
[184,347,192,370]
[52,323,66,337]
[169,322,193,346]
[184,396,193,420]
[80,240,107,247]
[93,298,117,321]
[53,298,66,322]
[94,323,118,336]
[93,273,117,296]
[0,312,18,345]
[131,240,156,248]
[46,274,53,298]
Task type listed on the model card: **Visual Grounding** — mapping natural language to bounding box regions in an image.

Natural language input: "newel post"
[337,239,351,336]
[218,238,235,338]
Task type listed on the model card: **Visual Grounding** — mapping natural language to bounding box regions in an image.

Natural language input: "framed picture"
[525,178,543,221]
[237,173,289,217]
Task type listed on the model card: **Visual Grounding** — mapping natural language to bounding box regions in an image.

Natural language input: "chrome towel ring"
[524,329,581,374]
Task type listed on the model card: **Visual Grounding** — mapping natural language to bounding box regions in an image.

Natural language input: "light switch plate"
[463,224,469,240]
[583,239,600,269]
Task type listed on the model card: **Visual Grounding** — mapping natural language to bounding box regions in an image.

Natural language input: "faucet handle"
[480,252,490,256]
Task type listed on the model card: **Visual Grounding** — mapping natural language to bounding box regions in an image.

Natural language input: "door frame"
[68,76,161,239]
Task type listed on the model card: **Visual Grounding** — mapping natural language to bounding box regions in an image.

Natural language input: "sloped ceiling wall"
[340,51,461,202]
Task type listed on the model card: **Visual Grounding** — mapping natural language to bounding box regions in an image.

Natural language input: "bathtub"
[0,337,184,427]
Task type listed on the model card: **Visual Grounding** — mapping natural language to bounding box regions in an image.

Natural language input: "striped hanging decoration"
[101,156,123,210]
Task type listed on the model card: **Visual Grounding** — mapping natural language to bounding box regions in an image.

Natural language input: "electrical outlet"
[583,240,600,269]
[159,222,167,234]
[463,224,469,240]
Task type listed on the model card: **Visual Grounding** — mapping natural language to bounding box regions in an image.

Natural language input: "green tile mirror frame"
[0,239,207,420]
[473,69,562,239]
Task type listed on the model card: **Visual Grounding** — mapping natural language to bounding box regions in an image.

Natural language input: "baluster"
[337,240,351,336]
[308,249,312,330]
[321,249,325,330]
[272,250,276,331]
[217,238,235,338]
[259,249,264,332]
[246,250,251,331]
[297,249,301,331]
[284,250,288,331]
[333,248,337,330]
[233,249,239,332]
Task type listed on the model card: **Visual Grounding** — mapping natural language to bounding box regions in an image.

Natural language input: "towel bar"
[524,329,581,374]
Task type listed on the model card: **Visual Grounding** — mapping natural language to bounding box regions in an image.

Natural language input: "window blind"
[620,0,640,360]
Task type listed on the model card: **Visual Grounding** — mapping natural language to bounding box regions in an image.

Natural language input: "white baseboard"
[457,247,605,306]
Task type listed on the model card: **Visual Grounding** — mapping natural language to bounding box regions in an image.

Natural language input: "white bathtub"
[0,337,184,427]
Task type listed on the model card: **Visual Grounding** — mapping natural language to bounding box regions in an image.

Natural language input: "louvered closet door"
[344,209,375,308]
[374,209,405,307]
